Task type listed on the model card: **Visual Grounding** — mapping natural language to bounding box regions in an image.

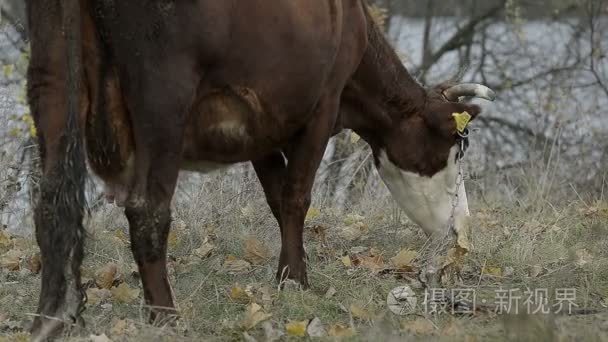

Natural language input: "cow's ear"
[424,103,481,138]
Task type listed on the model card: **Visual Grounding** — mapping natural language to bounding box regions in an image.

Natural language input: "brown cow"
[26,0,494,339]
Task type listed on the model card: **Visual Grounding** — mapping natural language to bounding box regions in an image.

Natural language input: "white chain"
[445,135,467,239]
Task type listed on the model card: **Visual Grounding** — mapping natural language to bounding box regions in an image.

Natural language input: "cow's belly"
[181,84,307,163]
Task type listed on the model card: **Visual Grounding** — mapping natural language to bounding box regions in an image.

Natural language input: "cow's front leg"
[253,152,287,232]
[276,96,340,288]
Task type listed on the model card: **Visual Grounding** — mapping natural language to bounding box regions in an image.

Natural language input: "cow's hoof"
[149,308,179,327]
[276,264,309,289]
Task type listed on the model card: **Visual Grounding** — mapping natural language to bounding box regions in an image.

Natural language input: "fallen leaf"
[113,230,129,244]
[350,304,371,320]
[0,230,11,251]
[324,287,337,299]
[194,241,215,259]
[390,249,418,269]
[338,222,368,241]
[263,322,284,342]
[343,213,365,225]
[482,266,502,277]
[401,318,435,335]
[575,249,593,267]
[241,204,256,218]
[306,207,321,221]
[307,317,327,337]
[26,253,41,274]
[350,246,368,254]
[358,255,385,273]
[244,237,271,265]
[224,255,251,273]
[86,288,112,305]
[110,283,140,303]
[529,265,543,278]
[89,333,112,342]
[95,263,118,289]
[167,230,178,249]
[387,285,417,315]
[340,255,352,268]
[242,332,257,342]
[259,285,273,303]
[0,249,23,271]
[241,303,272,330]
[285,320,308,337]
[307,225,327,242]
[350,131,361,144]
[327,324,355,337]
[228,284,252,303]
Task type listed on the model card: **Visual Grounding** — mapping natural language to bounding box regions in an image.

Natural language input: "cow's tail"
[31,0,87,339]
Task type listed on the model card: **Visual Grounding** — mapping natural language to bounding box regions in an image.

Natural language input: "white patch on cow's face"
[377,147,469,238]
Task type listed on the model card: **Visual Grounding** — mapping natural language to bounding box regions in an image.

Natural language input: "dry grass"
[1,169,608,341]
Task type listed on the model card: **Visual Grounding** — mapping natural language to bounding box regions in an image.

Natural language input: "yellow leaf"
[482,266,502,277]
[327,324,355,337]
[241,303,272,330]
[285,320,308,337]
[305,207,321,221]
[8,128,21,138]
[110,283,140,303]
[243,237,271,265]
[0,249,23,271]
[110,319,127,336]
[228,284,252,303]
[0,231,12,251]
[194,241,215,259]
[341,255,352,267]
[86,288,112,305]
[0,333,29,342]
[338,222,368,241]
[390,249,418,269]
[167,230,178,249]
[3,64,14,78]
[358,255,385,273]
[350,304,371,320]
[223,255,251,274]
[113,230,129,244]
[95,262,118,289]
[343,213,365,225]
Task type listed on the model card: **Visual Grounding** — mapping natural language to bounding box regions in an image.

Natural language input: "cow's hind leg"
[28,0,87,339]
[119,54,199,324]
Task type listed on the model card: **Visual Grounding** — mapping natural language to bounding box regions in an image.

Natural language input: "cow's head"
[374,83,495,240]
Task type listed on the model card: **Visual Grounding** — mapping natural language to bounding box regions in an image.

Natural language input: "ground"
[1,177,608,341]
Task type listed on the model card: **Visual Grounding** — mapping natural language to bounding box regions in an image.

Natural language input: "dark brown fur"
[26,0,482,338]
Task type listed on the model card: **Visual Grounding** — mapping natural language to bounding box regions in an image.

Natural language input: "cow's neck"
[341,18,426,146]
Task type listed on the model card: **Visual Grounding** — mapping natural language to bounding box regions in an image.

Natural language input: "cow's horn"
[443,83,496,102]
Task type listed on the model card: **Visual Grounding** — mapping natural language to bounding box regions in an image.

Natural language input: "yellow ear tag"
[452,111,471,133]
